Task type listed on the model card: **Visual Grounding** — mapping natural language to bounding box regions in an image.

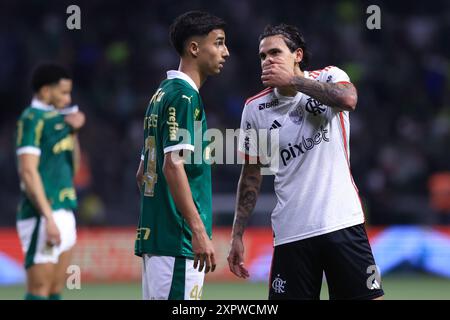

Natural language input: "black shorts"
[268,223,384,300]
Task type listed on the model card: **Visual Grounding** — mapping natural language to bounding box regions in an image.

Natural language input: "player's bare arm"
[228,163,263,278]
[71,135,81,174]
[18,154,61,246]
[291,77,357,111]
[64,111,85,173]
[261,57,357,111]
[163,151,216,274]
[136,160,144,193]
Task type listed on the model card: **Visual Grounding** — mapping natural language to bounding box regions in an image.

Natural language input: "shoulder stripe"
[245,88,273,106]
[309,66,334,77]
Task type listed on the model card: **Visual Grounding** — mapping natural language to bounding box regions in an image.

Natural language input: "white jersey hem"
[273,214,365,247]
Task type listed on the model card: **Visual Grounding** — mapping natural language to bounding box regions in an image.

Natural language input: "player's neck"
[178,61,205,90]
[34,94,52,106]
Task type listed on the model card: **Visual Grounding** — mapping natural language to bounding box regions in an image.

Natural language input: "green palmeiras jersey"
[15,99,77,220]
[135,70,212,259]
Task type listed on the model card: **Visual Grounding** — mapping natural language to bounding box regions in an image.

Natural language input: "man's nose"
[223,45,230,58]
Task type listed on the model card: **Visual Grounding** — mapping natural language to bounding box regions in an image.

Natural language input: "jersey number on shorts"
[190,285,203,300]
[143,136,158,197]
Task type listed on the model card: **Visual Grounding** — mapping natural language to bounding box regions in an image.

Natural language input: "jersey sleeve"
[16,113,44,156]
[322,66,351,84]
[237,104,260,162]
[161,90,199,154]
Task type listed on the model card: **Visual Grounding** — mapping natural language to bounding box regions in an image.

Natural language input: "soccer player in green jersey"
[135,11,229,300]
[15,63,85,300]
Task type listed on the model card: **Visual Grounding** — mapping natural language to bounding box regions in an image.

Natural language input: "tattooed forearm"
[291,76,358,111]
[232,164,263,238]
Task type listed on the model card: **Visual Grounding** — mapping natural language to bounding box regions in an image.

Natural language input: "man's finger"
[239,262,249,278]
[204,255,211,274]
[231,263,242,277]
[194,255,199,269]
[198,255,205,272]
[211,254,217,272]
[228,255,240,277]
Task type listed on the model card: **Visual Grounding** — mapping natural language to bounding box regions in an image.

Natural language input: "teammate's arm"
[18,154,61,246]
[163,151,216,274]
[261,57,357,111]
[72,134,81,174]
[227,163,263,278]
[64,111,85,173]
[136,159,144,193]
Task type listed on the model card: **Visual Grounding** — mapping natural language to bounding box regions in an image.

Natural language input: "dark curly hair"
[31,63,71,93]
[259,24,310,71]
[169,11,226,56]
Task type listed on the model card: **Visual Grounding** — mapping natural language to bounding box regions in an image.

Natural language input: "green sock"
[48,293,62,300]
[24,293,48,300]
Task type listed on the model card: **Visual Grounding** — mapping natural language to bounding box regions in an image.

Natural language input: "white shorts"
[142,254,205,300]
[16,209,77,269]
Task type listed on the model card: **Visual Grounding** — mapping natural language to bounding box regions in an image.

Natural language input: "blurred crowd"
[0,0,449,226]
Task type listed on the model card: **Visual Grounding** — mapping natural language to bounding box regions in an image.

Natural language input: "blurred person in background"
[228,24,384,300]
[15,63,85,300]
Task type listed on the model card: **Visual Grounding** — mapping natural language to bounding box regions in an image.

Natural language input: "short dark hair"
[31,63,72,92]
[169,11,226,56]
[259,24,310,71]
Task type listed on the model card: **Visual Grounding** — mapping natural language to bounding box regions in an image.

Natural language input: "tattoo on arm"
[232,165,263,238]
[292,77,357,111]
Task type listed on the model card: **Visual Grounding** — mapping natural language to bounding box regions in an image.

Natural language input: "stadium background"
[1,0,450,299]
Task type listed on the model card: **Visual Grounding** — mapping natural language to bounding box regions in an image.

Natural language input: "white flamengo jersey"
[239,66,365,246]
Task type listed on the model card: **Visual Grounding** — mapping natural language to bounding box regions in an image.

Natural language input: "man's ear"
[187,40,200,58]
[294,48,304,65]
[39,85,51,100]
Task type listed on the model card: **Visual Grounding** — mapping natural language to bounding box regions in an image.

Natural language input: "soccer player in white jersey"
[227,24,384,300]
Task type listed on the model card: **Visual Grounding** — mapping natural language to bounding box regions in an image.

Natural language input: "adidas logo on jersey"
[370,279,381,290]
[269,120,282,131]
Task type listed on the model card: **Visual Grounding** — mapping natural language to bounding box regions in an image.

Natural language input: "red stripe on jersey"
[309,66,333,79]
[245,88,273,106]
[336,81,352,85]
[339,112,349,163]
[339,112,365,220]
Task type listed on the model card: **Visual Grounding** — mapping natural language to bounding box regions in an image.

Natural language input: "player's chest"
[255,95,331,146]
[41,117,72,149]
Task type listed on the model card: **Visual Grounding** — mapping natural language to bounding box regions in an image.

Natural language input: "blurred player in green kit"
[15,63,85,300]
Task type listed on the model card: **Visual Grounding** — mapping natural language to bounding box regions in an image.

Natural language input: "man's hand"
[45,216,61,247]
[192,230,216,274]
[227,237,249,279]
[261,57,295,88]
[64,111,86,132]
